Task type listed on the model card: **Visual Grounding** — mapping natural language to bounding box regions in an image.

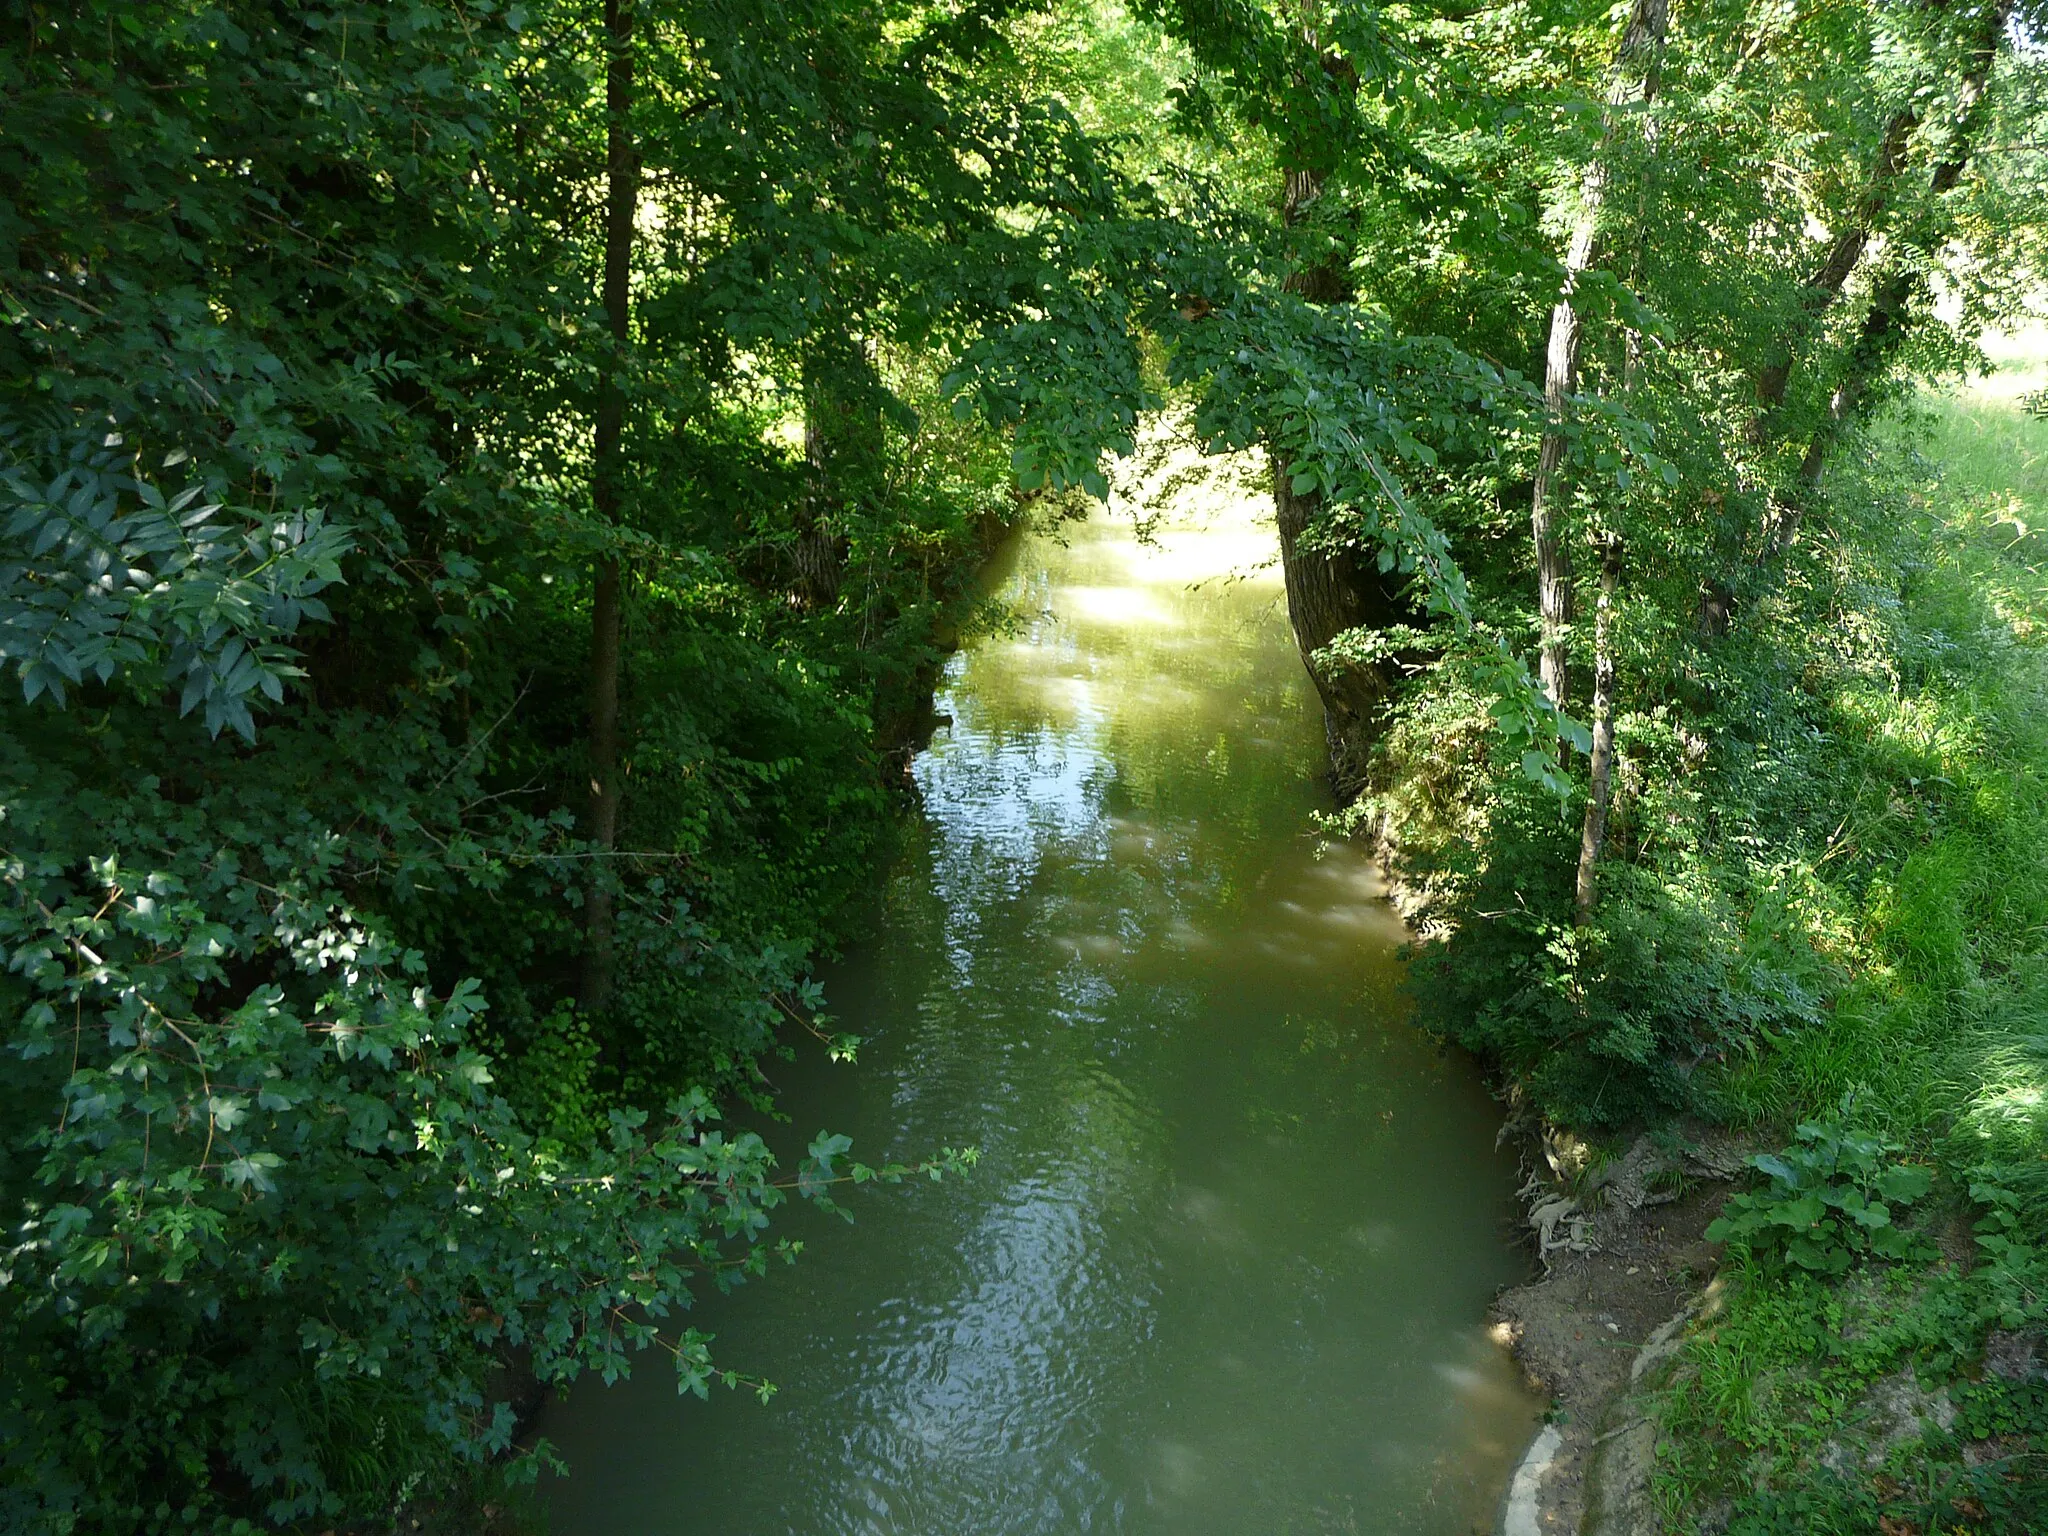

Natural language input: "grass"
[1649,323,2048,1533]
[1921,321,2048,552]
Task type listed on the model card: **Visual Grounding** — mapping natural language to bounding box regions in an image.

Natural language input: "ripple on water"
[539,496,1540,1536]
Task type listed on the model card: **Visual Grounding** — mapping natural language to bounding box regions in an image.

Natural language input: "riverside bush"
[1704,1099,1936,1275]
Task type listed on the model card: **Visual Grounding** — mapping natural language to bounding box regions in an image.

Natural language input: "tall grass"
[1651,326,2048,1532]
[1700,325,2048,1151]
[1904,328,2048,1212]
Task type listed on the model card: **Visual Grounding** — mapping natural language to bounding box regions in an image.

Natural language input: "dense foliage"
[0,0,1030,1526]
[6,0,2048,1530]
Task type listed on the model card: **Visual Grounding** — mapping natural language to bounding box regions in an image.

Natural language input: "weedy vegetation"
[6,0,2048,1532]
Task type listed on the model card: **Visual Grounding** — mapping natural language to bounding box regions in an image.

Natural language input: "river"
[540,486,1541,1535]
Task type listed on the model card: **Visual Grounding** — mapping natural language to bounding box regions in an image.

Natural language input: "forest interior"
[6,0,2048,1533]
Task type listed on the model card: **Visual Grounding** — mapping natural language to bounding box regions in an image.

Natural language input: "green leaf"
[1876,1164,1933,1204]
[223,1152,284,1193]
[1769,1192,1826,1228]
[207,1095,248,1132]
[1751,1153,1797,1186]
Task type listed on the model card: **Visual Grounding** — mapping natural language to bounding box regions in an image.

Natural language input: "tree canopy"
[5,0,2048,1528]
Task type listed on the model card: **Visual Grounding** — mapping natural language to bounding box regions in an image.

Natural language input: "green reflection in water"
[540,497,1541,1536]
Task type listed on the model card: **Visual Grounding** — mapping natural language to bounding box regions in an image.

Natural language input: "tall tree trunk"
[796,406,846,610]
[1748,106,1917,432]
[1573,533,1623,922]
[1529,0,1670,708]
[1529,364,1577,708]
[1268,159,1407,798]
[1780,262,1913,520]
[581,0,636,1015]
[1571,0,1668,921]
[1573,532,1623,924]
[795,330,873,611]
[1270,452,1408,797]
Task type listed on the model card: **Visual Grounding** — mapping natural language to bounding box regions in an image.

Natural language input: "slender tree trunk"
[1748,107,1916,432]
[797,407,845,609]
[1571,1,1668,921]
[1573,533,1622,924]
[1783,0,2012,521]
[1777,262,1912,531]
[795,331,871,611]
[581,0,636,1015]
[1529,0,1669,708]
[1529,363,1577,708]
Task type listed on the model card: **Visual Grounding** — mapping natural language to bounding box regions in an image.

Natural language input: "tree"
[1785,0,2018,506]
[1565,0,1671,923]
[582,0,638,1015]
[1528,0,1670,710]
[1108,0,1585,798]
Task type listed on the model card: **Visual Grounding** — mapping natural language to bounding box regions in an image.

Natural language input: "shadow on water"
[539,490,1542,1535]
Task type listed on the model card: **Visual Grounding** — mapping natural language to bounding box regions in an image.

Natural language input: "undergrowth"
[1392,336,2048,1529]
[1648,358,2048,1532]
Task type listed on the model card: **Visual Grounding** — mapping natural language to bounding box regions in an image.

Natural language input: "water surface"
[542,493,1540,1535]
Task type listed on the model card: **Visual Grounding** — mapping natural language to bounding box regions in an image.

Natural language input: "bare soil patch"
[1490,1127,1753,1534]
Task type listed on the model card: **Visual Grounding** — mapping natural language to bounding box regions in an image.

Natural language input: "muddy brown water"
[539,497,1541,1535]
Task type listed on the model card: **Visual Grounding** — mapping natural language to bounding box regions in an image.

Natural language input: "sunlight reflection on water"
[541,473,1540,1536]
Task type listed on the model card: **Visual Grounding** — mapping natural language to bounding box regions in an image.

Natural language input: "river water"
[541,492,1541,1535]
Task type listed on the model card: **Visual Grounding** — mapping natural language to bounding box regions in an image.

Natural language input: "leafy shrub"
[0,715,894,1529]
[1706,1098,1936,1274]
[1966,1171,2048,1331]
[1407,783,1820,1128]
[0,420,349,738]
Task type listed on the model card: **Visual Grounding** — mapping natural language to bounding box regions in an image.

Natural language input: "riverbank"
[1489,1129,1743,1535]
[1382,338,2048,1535]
